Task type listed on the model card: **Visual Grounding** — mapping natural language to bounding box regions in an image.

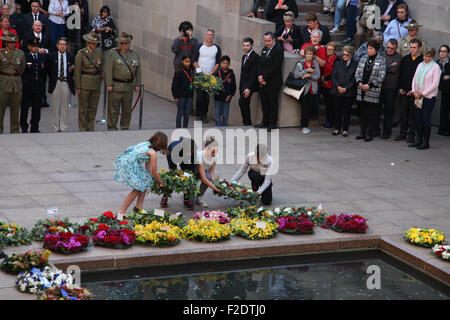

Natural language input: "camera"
[179,21,193,39]
[282,33,290,40]
[182,30,189,38]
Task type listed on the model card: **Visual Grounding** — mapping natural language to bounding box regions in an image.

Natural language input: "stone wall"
[88,0,450,126]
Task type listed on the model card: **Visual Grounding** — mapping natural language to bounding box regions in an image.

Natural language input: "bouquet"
[192,211,231,224]
[43,232,90,254]
[92,224,136,249]
[231,218,278,240]
[0,249,51,275]
[30,218,80,241]
[182,220,231,243]
[322,213,368,233]
[226,206,275,221]
[16,266,74,294]
[277,215,315,235]
[404,228,445,248]
[150,169,200,199]
[127,208,187,228]
[193,73,224,95]
[213,179,261,205]
[273,205,328,226]
[432,244,450,261]
[134,221,182,247]
[0,220,31,248]
[79,211,132,235]
[39,285,92,300]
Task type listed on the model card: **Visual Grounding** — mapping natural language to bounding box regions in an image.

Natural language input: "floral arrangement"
[79,211,132,235]
[43,232,90,254]
[403,228,445,248]
[16,266,74,294]
[226,206,275,220]
[192,211,231,224]
[92,224,136,249]
[150,169,200,199]
[276,215,315,235]
[39,285,92,300]
[193,74,224,95]
[127,208,187,228]
[30,218,80,241]
[182,220,231,243]
[0,249,51,275]
[231,218,278,240]
[0,220,31,248]
[432,244,450,261]
[323,213,368,233]
[213,179,261,205]
[134,221,182,247]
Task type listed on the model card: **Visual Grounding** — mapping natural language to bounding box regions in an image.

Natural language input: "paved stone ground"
[1,92,449,299]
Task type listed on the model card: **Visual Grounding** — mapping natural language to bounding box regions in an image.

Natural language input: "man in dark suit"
[380,0,406,30]
[238,37,259,126]
[20,37,46,133]
[47,37,75,132]
[20,0,49,41]
[256,32,284,131]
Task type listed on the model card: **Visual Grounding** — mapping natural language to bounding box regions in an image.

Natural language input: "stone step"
[297,12,335,23]
[297,0,324,13]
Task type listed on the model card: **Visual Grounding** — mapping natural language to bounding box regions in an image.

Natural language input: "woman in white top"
[195,136,223,208]
[48,0,69,47]
[231,144,273,205]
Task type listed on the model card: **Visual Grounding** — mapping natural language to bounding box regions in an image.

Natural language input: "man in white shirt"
[192,29,221,123]
[231,144,273,205]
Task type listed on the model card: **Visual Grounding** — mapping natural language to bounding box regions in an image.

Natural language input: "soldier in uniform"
[398,19,428,57]
[74,31,102,131]
[20,37,46,133]
[0,31,25,134]
[104,32,141,131]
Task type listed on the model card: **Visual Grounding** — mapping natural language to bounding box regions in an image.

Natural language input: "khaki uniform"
[398,35,428,57]
[0,48,26,134]
[74,47,103,131]
[104,47,141,130]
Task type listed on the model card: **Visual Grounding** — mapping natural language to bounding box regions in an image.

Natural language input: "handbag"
[285,72,309,90]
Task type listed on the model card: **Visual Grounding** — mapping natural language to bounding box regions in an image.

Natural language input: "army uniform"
[0,32,26,134]
[397,21,428,57]
[74,32,103,131]
[104,32,141,131]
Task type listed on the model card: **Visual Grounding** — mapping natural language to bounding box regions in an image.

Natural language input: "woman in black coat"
[330,46,358,137]
[437,44,450,136]
[275,11,303,52]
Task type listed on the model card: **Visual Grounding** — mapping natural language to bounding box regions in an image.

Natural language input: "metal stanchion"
[139,82,144,129]
[96,82,108,125]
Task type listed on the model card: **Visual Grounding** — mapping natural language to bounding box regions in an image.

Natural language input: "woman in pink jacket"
[409,48,442,150]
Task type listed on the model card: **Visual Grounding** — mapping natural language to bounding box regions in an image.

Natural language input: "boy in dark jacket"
[213,55,236,126]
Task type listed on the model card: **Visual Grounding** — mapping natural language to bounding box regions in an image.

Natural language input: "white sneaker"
[330,27,340,34]
[302,127,312,134]
[340,18,346,26]
[196,197,209,208]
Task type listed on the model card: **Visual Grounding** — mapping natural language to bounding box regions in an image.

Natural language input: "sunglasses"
[342,53,350,56]
[386,46,396,50]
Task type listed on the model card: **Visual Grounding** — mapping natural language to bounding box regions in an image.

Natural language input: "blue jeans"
[214,100,230,126]
[346,5,358,40]
[49,20,66,47]
[334,0,347,28]
[176,97,192,128]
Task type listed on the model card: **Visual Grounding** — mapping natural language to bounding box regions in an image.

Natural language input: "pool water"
[82,252,449,300]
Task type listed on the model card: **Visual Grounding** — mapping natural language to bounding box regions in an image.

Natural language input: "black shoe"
[372,132,380,138]
[406,135,415,144]
[444,132,450,136]
[417,127,431,150]
[355,135,366,140]
[393,134,406,141]
[364,136,373,142]
[202,116,208,124]
[254,122,267,128]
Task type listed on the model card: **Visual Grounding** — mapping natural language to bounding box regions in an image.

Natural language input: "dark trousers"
[322,87,334,125]
[260,85,280,127]
[238,90,254,125]
[360,101,379,137]
[176,97,192,128]
[248,169,272,206]
[196,89,209,117]
[299,92,316,128]
[20,92,43,133]
[380,87,397,136]
[345,4,358,40]
[439,90,450,133]
[398,93,416,137]
[334,95,353,131]
[416,97,436,128]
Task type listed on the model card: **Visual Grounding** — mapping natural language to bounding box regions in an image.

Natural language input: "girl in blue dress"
[114,132,168,218]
